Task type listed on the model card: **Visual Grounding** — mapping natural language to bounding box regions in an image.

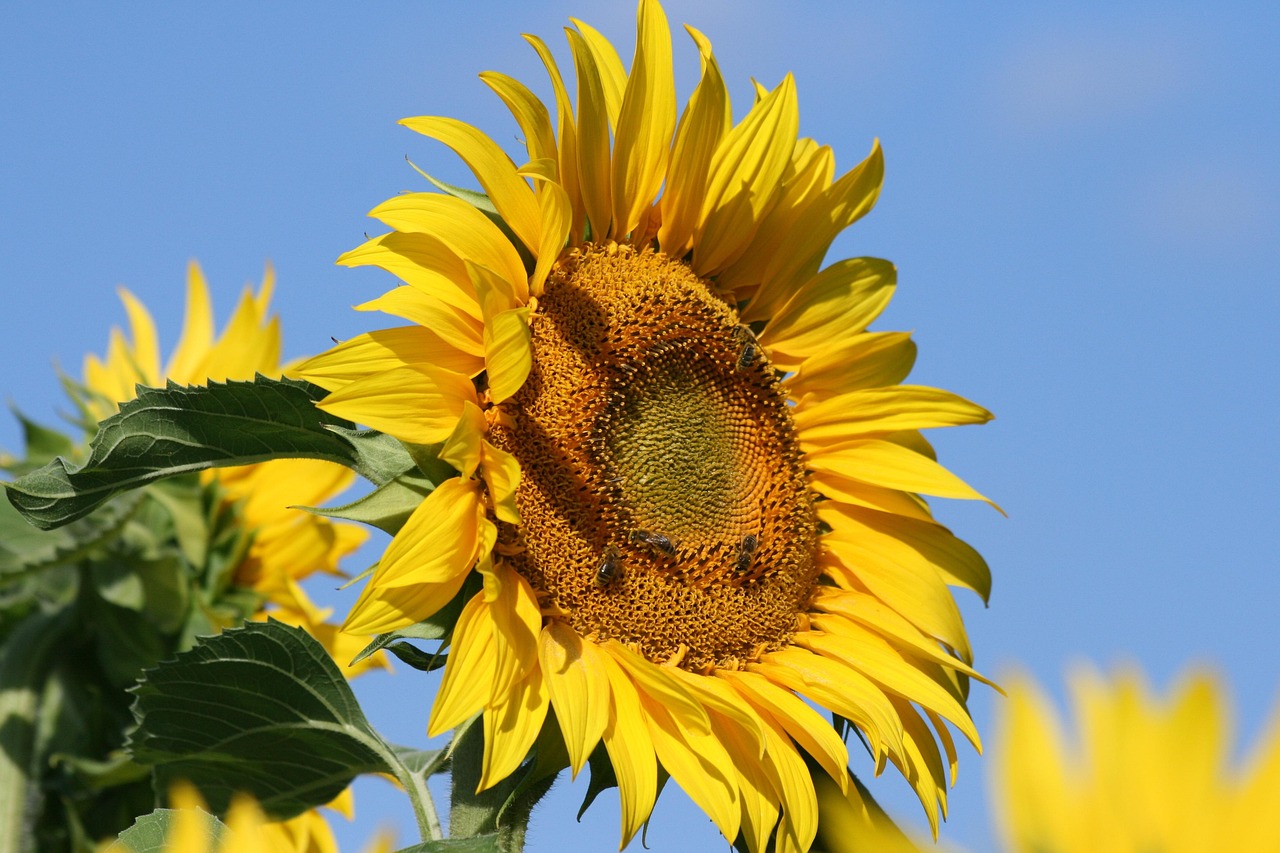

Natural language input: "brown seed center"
[491,243,819,671]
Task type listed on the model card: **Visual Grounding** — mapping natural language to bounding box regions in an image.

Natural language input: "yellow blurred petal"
[783,331,916,401]
[813,771,922,853]
[480,668,549,791]
[399,116,541,259]
[293,327,484,391]
[429,592,498,737]
[757,257,897,363]
[166,782,216,853]
[313,364,476,445]
[610,0,676,239]
[165,260,215,384]
[657,25,730,256]
[794,385,993,450]
[566,26,613,239]
[692,74,799,275]
[355,287,485,357]
[597,645,658,848]
[539,622,611,778]
[116,287,161,386]
[367,193,526,299]
[480,70,558,167]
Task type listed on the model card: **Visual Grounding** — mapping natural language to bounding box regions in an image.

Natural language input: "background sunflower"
[2,2,1276,850]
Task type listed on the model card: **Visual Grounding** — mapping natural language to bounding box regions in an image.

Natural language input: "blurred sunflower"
[150,783,393,853]
[297,1,995,848]
[993,667,1280,853]
[79,261,377,674]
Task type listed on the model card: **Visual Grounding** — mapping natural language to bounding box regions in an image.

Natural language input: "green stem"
[373,743,443,842]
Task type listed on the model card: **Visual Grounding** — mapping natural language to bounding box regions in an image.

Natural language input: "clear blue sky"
[3,2,1278,850]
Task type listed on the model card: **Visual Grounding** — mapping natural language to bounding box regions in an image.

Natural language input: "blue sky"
[2,2,1278,850]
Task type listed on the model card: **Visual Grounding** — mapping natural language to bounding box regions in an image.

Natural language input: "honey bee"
[735,533,760,574]
[628,528,677,557]
[595,546,623,588]
[733,324,762,371]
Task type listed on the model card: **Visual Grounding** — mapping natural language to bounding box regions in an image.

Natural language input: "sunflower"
[80,261,377,674]
[149,783,392,853]
[992,667,1280,853]
[297,1,995,848]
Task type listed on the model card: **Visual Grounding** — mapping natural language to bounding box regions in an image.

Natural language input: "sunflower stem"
[376,742,444,841]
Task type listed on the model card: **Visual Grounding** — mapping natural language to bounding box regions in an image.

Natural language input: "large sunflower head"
[78,261,375,674]
[992,667,1280,853]
[299,1,995,848]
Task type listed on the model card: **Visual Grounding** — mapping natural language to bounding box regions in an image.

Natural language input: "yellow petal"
[794,385,993,450]
[314,364,477,445]
[993,673,1076,851]
[806,438,997,511]
[484,565,541,694]
[742,140,885,322]
[480,668,549,791]
[539,621,610,778]
[428,592,497,737]
[717,139,834,297]
[484,307,533,404]
[783,331,916,401]
[637,689,741,842]
[399,116,541,258]
[339,231,480,321]
[355,286,485,357]
[657,25,730,256]
[481,439,522,525]
[821,502,991,602]
[751,647,905,771]
[692,74,799,275]
[597,645,658,848]
[114,287,161,386]
[439,400,487,478]
[758,719,818,853]
[604,641,710,735]
[668,667,765,757]
[524,34,585,243]
[819,532,972,665]
[293,327,483,391]
[719,669,850,794]
[808,471,936,522]
[165,260,215,384]
[812,770,922,853]
[367,194,526,300]
[526,172,572,297]
[566,26,613,239]
[479,71,558,167]
[610,0,676,239]
[165,782,217,853]
[756,257,897,363]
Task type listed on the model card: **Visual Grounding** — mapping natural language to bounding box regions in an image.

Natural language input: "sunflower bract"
[298,2,996,848]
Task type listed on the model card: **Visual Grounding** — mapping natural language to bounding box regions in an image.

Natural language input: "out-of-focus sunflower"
[79,261,377,674]
[297,1,995,848]
[992,667,1280,853]
[150,783,393,853]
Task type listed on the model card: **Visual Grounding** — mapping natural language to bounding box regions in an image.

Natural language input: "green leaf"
[394,836,502,853]
[10,408,77,468]
[3,376,377,530]
[0,490,142,580]
[305,471,433,536]
[108,808,226,852]
[576,744,619,821]
[330,428,418,485]
[128,620,394,819]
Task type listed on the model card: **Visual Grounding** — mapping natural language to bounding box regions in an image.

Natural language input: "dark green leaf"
[4,376,369,530]
[108,808,226,852]
[384,642,447,672]
[0,490,142,579]
[128,620,393,819]
[393,745,449,783]
[305,471,433,536]
[330,428,418,486]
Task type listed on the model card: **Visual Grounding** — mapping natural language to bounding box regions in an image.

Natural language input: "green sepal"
[393,836,502,853]
[3,376,378,530]
[5,407,78,471]
[107,808,227,852]
[128,620,394,819]
[576,743,618,821]
[304,471,434,536]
